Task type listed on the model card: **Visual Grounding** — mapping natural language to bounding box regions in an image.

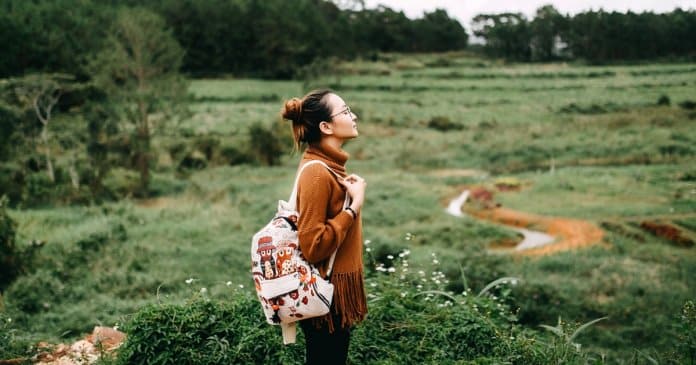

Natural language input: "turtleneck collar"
[302,142,349,177]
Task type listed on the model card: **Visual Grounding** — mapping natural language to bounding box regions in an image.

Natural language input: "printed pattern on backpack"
[250,200,334,325]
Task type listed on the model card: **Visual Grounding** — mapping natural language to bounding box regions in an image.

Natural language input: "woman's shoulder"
[298,160,335,182]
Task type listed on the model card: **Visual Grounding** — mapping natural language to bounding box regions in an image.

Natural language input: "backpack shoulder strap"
[288,160,344,210]
[287,160,349,277]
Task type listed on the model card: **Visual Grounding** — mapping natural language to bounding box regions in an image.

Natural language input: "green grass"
[2,54,695,363]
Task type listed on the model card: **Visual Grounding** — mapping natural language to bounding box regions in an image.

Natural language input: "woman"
[281,89,367,364]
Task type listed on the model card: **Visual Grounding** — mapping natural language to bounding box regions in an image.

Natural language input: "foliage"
[675,300,696,363]
[247,122,289,166]
[112,252,594,364]
[427,116,463,131]
[0,312,34,362]
[0,0,113,78]
[115,294,303,364]
[0,196,21,292]
[472,6,696,62]
[472,12,533,61]
[0,0,469,79]
[89,6,188,197]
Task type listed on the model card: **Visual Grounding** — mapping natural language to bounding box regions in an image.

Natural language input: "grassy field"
[2,53,695,362]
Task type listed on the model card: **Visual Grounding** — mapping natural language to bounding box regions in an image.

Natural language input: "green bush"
[657,94,671,106]
[0,196,21,292]
[115,294,303,364]
[4,269,65,314]
[427,116,463,131]
[112,253,602,364]
[675,300,696,363]
[248,122,287,166]
[0,312,34,361]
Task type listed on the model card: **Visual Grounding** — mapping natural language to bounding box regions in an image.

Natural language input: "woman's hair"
[281,88,333,150]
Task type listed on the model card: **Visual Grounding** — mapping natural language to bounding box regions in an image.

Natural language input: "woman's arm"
[296,164,354,264]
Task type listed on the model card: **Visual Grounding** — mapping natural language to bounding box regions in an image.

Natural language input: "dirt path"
[447,191,605,255]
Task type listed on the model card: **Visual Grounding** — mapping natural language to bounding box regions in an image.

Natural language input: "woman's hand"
[340,174,366,214]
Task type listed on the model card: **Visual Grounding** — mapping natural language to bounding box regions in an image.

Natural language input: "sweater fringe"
[310,270,367,333]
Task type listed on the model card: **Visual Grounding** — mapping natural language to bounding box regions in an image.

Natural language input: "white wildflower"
[185,278,195,284]
[387,267,396,273]
[200,287,207,294]
[387,255,394,260]
[238,284,244,289]
[364,239,371,245]
[226,281,232,286]
[366,247,372,252]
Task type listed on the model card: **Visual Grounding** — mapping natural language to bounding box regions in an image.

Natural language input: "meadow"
[1,52,695,363]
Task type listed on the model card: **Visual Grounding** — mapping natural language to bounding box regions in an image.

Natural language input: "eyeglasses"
[330,106,352,118]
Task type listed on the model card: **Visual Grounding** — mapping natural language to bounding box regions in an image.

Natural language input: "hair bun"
[281,98,303,123]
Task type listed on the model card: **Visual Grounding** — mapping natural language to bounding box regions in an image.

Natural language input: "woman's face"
[325,93,358,140]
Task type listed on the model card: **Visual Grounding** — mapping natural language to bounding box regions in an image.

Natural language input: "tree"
[0,0,112,78]
[89,7,188,197]
[414,9,468,52]
[472,13,532,60]
[17,75,70,183]
[530,5,567,61]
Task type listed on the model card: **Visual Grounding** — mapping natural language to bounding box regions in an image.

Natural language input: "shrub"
[219,145,253,166]
[248,122,287,166]
[678,100,696,110]
[0,196,21,292]
[0,312,34,361]
[113,252,542,364]
[427,116,463,131]
[675,300,696,363]
[4,269,65,313]
[115,294,303,365]
[657,94,671,106]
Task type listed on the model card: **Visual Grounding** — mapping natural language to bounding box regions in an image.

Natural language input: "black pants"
[300,314,351,365]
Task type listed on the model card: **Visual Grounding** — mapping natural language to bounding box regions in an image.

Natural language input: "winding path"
[447,191,604,255]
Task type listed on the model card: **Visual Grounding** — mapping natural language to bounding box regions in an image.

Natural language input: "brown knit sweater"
[296,143,367,331]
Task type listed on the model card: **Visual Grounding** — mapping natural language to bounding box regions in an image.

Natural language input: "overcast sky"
[361,0,695,29]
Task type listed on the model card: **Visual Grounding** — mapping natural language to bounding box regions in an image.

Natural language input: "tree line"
[0,0,468,79]
[472,5,696,62]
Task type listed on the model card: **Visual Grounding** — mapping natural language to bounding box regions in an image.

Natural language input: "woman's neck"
[320,136,344,152]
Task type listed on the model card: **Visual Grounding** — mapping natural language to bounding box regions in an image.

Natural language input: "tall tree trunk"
[68,155,80,190]
[136,100,150,197]
[40,127,55,183]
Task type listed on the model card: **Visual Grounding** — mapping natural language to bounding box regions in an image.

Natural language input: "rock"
[33,327,125,365]
[70,340,95,354]
[86,326,126,350]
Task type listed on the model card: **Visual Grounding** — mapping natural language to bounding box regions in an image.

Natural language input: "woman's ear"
[319,121,333,135]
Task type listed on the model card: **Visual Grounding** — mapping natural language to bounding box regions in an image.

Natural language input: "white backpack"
[250,160,348,344]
